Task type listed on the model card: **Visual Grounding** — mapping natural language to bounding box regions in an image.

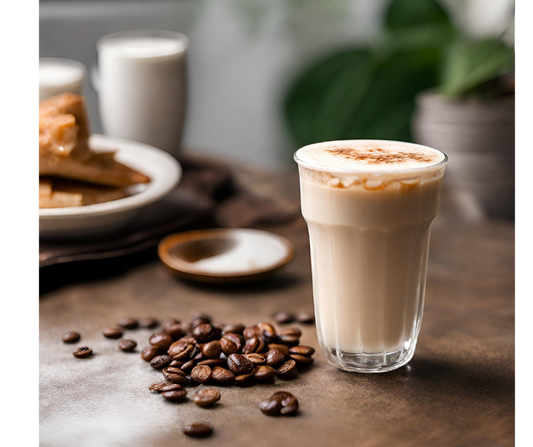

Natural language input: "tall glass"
[295,140,447,373]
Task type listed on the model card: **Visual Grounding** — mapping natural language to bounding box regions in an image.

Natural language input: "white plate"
[39,134,182,239]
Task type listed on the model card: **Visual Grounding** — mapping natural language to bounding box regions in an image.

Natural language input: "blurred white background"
[40,0,514,167]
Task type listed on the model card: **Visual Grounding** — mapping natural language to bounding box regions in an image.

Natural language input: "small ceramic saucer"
[158,228,294,283]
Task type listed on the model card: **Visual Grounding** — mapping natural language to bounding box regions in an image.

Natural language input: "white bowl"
[39,134,182,239]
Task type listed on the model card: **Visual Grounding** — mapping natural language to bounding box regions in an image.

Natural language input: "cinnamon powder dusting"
[326,147,434,165]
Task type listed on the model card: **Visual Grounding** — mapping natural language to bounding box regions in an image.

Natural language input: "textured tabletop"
[40,168,514,447]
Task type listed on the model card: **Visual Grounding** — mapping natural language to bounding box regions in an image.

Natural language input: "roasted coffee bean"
[197,358,227,368]
[296,312,315,325]
[193,352,205,361]
[280,327,302,337]
[191,365,212,383]
[168,341,195,359]
[290,354,314,367]
[227,354,254,376]
[211,366,235,384]
[62,332,80,343]
[259,391,299,416]
[257,322,278,343]
[103,327,123,339]
[187,317,211,333]
[289,346,315,356]
[220,333,243,356]
[192,324,216,343]
[141,346,165,362]
[164,323,186,340]
[223,323,245,335]
[244,353,265,364]
[117,318,138,329]
[73,346,92,358]
[234,373,253,385]
[243,336,266,354]
[265,348,285,367]
[149,333,173,349]
[273,312,295,324]
[182,422,213,438]
[268,343,290,357]
[201,340,222,358]
[243,325,260,340]
[150,355,173,370]
[139,317,158,329]
[118,339,137,352]
[193,388,221,407]
[181,360,196,372]
[169,359,185,368]
[253,365,276,380]
[163,368,188,384]
[276,359,298,377]
[178,336,198,344]
[161,389,187,401]
[149,382,184,393]
[278,334,300,346]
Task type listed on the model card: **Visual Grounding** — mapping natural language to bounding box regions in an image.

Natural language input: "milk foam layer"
[296,140,445,172]
[100,37,187,58]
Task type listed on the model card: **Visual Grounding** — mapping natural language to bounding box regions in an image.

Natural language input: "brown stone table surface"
[40,166,514,447]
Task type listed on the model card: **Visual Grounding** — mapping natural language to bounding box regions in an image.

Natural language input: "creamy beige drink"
[295,140,447,373]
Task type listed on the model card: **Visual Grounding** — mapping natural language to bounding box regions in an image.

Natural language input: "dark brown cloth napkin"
[39,155,297,268]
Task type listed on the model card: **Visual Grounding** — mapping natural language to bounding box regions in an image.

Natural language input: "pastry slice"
[39,93,150,188]
[39,177,128,209]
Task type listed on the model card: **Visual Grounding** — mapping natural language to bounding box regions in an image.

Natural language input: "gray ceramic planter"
[413,92,514,220]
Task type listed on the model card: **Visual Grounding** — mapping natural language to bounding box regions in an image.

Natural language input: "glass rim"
[96,29,189,57]
[294,139,448,175]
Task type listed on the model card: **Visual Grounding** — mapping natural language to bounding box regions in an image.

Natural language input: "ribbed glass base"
[323,347,416,373]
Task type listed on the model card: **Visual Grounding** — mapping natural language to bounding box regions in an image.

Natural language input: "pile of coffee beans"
[140,313,315,391]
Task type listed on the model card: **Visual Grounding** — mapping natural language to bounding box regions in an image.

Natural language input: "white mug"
[39,57,86,101]
[95,30,188,156]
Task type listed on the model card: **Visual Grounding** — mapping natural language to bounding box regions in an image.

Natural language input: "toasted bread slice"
[39,93,150,188]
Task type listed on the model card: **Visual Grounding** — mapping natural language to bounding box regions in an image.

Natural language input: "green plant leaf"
[385,0,451,30]
[440,38,515,97]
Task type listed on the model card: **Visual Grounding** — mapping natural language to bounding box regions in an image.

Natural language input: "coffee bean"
[149,333,173,349]
[296,312,315,325]
[257,322,278,343]
[180,360,196,372]
[187,317,211,333]
[161,389,187,401]
[220,333,244,356]
[242,336,266,354]
[139,317,158,329]
[244,353,265,364]
[73,346,92,358]
[197,358,227,368]
[265,348,285,367]
[191,365,212,383]
[277,359,298,377]
[243,325,260,340]
[280,327,302,337]
[170,359,185,368]
[118,340,137,352]
[290,354,314,367]
[192,324,216,343]
[117,318,138,329]
[289,346,315,356]
[103,327,123,339]
[193,388,221,407]
[227,354,254,376]
[163,368,188,384]
[234,373,253,385]
[149,382,183,393]
[62,332,80,344]
[182,422,213,438]
[164,322,186,340]
[223,323,245,335]
[268,344,290,357]
[279,334,300,346]
[141,346,165,362]
[253,365,276,380]
[211,366,235,384]
[259,391,298,416]
[273,312,295,324]
[150,355,173,370]
[201,340,222,358]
